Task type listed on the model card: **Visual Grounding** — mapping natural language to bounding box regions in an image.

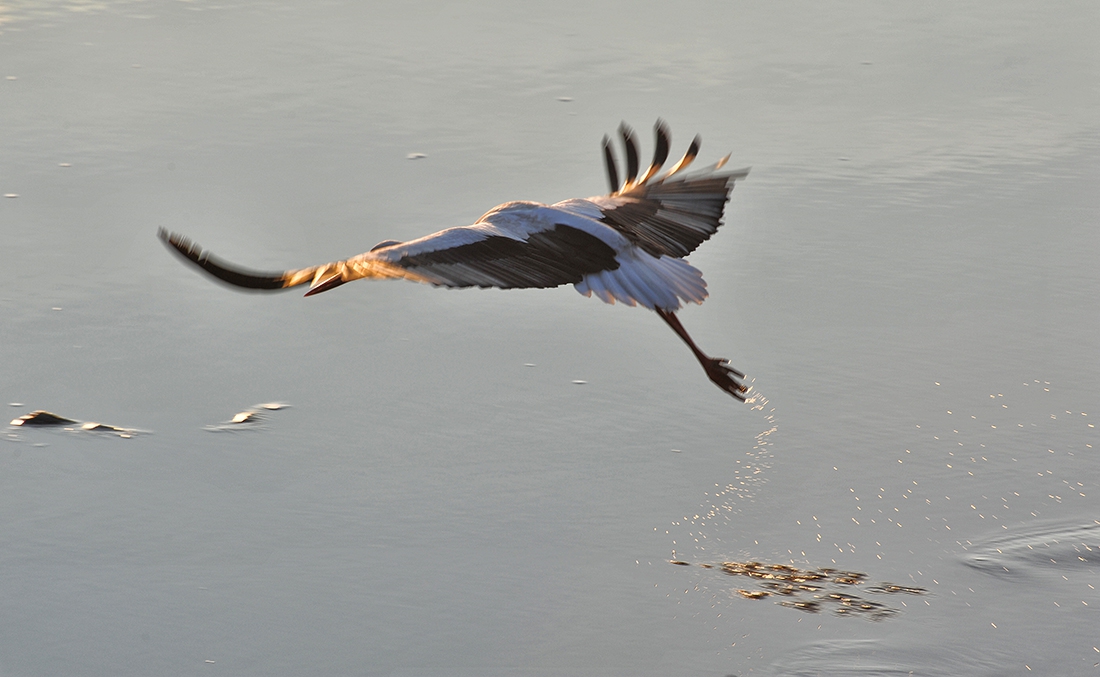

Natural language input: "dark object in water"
[673,558,928,621]
[8,410,141,438]
[10,410,77,426]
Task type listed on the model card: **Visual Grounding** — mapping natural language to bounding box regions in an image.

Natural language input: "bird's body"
[160,121,751,399]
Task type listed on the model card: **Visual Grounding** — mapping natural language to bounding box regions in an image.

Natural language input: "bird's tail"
[575,251,708,311]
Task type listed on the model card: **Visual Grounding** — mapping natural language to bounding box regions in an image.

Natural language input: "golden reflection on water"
[660,384,940,621]
[662,385,780,616]
[910,380,1095,538]
[667,385,777,559]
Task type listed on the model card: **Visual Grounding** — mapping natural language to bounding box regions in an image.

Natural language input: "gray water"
[2,1,1099,675]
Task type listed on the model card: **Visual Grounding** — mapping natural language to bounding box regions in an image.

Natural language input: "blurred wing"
[158,229,317,291]
[159,220,621,296]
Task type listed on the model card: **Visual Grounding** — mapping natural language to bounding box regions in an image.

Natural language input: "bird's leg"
[656,309,748,401]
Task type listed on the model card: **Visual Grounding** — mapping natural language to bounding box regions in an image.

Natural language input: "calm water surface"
[2,1,1099,675]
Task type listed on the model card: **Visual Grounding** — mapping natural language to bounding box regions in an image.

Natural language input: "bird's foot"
[704,358,748,401]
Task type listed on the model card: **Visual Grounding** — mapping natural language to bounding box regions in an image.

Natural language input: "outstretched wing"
[378,219,619,290]
[594,121,749,259]
[158,212,621,297]
[158,121,742,296]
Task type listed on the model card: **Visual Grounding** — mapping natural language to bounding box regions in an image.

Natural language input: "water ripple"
[962,519,1100,578]
[771,639,1008,677]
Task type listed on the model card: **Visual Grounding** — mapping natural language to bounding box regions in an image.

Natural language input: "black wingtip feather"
[157,228,290,292]
[602,135,620,195]
[619,123,639,185]
[652,120,670,170]
[686,136,701,164]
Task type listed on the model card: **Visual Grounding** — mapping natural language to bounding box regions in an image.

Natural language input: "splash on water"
[668,383,778,560]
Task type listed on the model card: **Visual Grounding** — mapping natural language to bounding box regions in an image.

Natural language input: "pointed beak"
[304,275,346,296]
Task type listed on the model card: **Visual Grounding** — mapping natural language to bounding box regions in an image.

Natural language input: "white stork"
[159,121,751,399]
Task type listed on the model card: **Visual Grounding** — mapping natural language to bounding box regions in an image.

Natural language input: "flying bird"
[159,121,751,399]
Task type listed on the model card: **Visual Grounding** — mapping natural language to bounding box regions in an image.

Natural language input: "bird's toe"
[705,358,748,401]
[714,358,746,380]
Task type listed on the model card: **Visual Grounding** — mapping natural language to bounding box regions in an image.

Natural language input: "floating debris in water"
[9,403,24,407]
[4,193,18,198]
[231,411,259,424]
[206,402,291,432]
[11,411,78,426]
[778,598,822,613]
[866,583,928,595]
[406,152,427,160]
[59,162,71,167]
[8,410,143,438]
[556,96,574,102]
[673,559,927,621]
[736,589,770,600]
[80,422,136,438]
[825,592,898,619]
[255,402,289,411]
[571,380,587,385]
